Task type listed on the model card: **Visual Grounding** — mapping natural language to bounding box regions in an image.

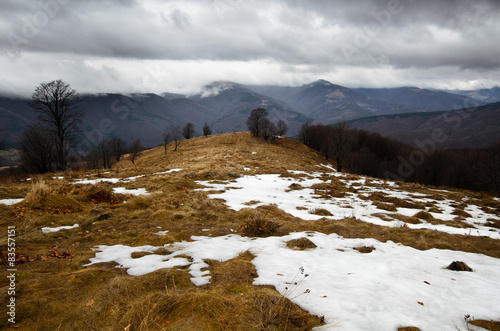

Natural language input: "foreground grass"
[1,132,499,330]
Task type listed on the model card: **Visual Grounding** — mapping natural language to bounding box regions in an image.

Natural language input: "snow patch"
[42,224,79,234]
[0,198,24,205]
[112,187,149,196]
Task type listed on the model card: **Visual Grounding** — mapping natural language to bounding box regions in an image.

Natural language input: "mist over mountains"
[1,80,499,151]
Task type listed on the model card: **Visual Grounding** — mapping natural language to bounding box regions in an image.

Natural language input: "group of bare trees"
[246,108,288,141]
[17,79,217,173]
[163,122,212,155]
[84,137,138,169]
[301,121,500,193]
[299,121,352,172]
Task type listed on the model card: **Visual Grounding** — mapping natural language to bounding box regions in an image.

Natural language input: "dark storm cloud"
[1,0,499,95]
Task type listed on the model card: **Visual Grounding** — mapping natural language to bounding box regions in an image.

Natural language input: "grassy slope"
[0,132,498,330]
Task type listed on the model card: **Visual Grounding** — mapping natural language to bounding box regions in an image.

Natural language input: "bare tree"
[163,132,172,155]
[0,128,4,166]
[299,121,311,146]
[19,124,55,173]
[129,139,143,164]
[98,140,111,169]
[109,137,126,163]
[29,79,84,170]
[246,108,269,138]
[84,148,100,170]
[276,120,288,136]
[329,121,352,172]
[182,122,195,139]
[171,126,182,151]
[261,118,278,142]
[202,122,212,137]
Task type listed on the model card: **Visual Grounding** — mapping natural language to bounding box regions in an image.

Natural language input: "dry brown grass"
[24,179,52,203]
[1,132,499,330]
[470,319,500,331]
[239,211,282,237]
[115,132,331,178]
[362,192,426,210]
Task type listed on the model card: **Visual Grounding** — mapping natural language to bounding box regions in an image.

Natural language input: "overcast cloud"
[1,0,499,96]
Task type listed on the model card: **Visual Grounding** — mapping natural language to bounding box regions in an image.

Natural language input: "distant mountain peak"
[199,81,236,98]
[312,79,334,87]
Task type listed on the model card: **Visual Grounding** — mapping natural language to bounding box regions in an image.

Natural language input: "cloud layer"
[1,0,499,96]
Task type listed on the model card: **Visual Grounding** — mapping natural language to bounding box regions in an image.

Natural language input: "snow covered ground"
[196,171,500,239]
[72,168,182,185]
[86,232,500,330]
[81,167,500,329]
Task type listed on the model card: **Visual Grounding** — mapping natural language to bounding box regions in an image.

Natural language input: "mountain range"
[1,80,499,151]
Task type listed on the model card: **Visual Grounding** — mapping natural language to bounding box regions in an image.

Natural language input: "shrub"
[240,213,281,237]
[25,179,52,203]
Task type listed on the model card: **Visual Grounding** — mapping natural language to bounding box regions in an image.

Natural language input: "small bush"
[241,214,281,237]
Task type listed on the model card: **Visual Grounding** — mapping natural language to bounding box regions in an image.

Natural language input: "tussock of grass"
[75,184,121,205]
[486,219,500,229]
[21,181,83,214]
[398,327,421,331]
[373,201,398,212]
[354,246,375,253]
[447,261,473,272]
[240,211,282,237]
[414,211,436,221]
[310,208,333,216]
[388,213,422,224]
[286,237,317,250]
[428,206,442,213]
[363,192,426,209]
[24,179,52,202]
[470,319,500,331]
[453,208,472,218]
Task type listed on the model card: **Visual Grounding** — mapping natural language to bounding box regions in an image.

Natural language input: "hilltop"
[0,132,499,330]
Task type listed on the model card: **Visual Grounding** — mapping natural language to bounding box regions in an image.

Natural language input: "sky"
[1,0,500,97]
